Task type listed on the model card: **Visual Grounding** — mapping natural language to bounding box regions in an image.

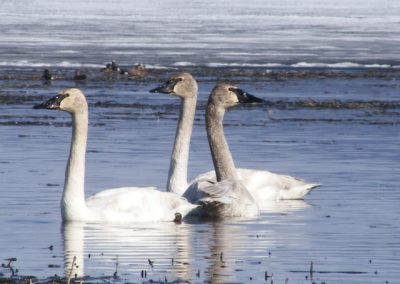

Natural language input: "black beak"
[33,94,68,110]
[149,78,182,94]
[230,88,264,104]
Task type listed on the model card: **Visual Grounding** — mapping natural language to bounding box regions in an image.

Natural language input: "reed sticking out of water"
[113,255,119,278]
[67,256,77,284]
[3,257,17,276]
[148,259,154,268]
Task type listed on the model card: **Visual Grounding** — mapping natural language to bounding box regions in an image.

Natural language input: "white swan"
[150,73,319,208]
[34,88,197,223]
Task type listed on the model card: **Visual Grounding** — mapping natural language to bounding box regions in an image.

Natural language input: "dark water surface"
[0,66,399,283]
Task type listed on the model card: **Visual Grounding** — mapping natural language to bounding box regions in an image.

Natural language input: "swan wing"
[236,169,320,200]
[192,178,259,218]
[189,168,320,202]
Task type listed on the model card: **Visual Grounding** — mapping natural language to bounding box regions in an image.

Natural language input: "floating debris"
[148,259,154,268]
[47,264,60,268]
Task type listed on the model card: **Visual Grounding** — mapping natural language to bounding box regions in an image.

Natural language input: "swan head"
[209,83,264,109]
[34,88,88,114]
[149,72,198,98]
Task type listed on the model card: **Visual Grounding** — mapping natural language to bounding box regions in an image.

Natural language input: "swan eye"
[55,93,70,104]
[229,87,263,103]
[56,93,69,98]
[169,78,183,85]
[229,87,244,97]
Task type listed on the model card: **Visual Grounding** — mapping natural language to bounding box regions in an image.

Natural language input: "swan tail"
[279,183,321,200]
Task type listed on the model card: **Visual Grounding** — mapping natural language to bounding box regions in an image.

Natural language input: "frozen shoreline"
[1,0,399,68]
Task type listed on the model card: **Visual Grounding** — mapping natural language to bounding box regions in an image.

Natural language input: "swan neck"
[167,96,197,195]
[62,110,88,220]
[206,103,238,182]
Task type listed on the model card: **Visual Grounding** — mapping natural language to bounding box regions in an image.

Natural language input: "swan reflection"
[62,200,311,283]
[259,199,311,213]
[63,221,190,281]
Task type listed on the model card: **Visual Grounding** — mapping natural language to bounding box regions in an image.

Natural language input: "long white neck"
[61,110,89,221]
[167,96,197,195]
[206,103,238,182]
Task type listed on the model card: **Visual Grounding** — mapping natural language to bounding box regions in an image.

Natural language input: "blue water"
[1,1,400,283]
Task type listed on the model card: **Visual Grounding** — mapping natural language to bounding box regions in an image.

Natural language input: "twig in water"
[67,256,77,284]
[3,258,17,276]
[113,255,119,278]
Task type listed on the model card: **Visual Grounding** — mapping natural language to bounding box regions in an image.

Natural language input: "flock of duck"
[41,61,148,82]
[33,72,320,223]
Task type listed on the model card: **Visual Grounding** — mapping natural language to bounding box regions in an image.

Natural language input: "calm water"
[1,71,399,283]
[1,1,400,283]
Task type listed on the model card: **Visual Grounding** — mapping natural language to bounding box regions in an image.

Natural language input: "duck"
[100,60,124,74]
[127,64,148,77]
[34,88,197,223]
[41,69,54,81]
[150,74,319,209]
[74,70,87,81]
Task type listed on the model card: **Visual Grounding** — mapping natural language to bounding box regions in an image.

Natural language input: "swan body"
[34,88,197,223]
[189,169,319,205]
[83,187,196,223]
[184,177,259,218]
[151,74,319,208]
